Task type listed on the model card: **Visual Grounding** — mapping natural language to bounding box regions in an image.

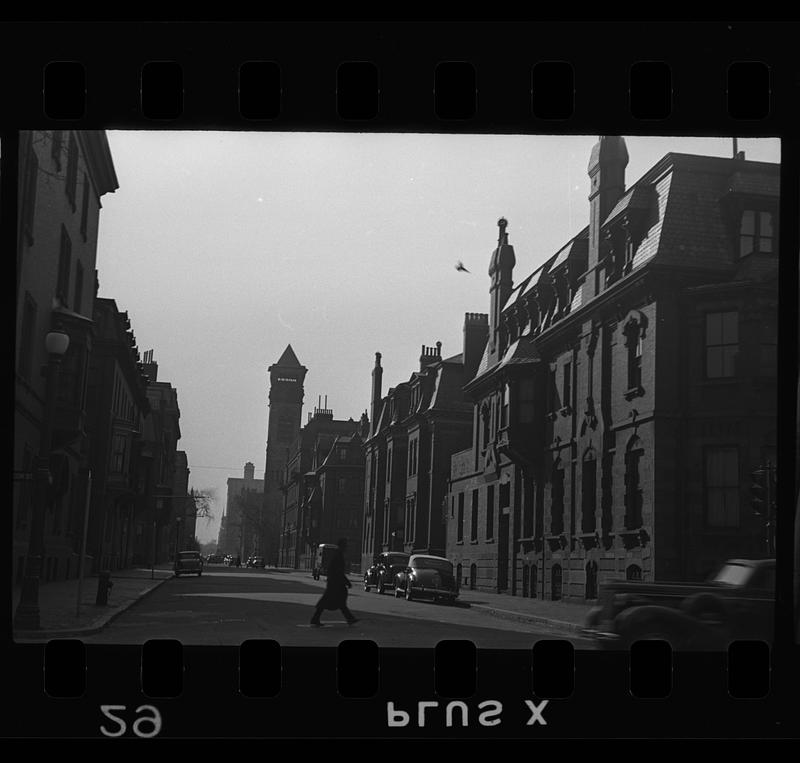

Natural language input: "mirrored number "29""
[100,705,162,738]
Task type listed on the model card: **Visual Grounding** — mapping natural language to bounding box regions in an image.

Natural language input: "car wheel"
[198,572,202,577]
[175,572,180,577]
[405,584,413,602]
[378,581,385,595]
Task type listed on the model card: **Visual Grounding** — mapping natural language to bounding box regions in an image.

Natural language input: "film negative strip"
[3,19,799,740]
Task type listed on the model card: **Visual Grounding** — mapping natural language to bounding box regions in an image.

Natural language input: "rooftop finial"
[498,217,508,244]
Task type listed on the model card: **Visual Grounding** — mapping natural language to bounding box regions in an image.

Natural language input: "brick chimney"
[419,341,442,372]
[587,136,628,296]
[141,348,158,382]
[244,462,255,481]
[370,352,382,437]
[463,312,489,380]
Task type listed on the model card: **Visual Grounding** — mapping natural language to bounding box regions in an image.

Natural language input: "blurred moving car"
[312,543,338,580]
[206,553,224,564]
[394,554,458,604]
[364,552,410,594]
[582,558,775,650]
[251,556,266,568]
[174,550,203,577]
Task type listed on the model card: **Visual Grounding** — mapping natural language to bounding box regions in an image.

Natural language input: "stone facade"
[446,138,779,601]
[361,322,484,574]
[280,408,365,570]
[14,130,118,584]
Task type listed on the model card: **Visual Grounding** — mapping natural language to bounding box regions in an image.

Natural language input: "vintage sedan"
[174,550,203,577]
[364,552,410,593]
[582,558,775,650]
[394,554,458,604]
[363,559,381,591]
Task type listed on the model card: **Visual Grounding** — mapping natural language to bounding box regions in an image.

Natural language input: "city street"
[78,565,595,648]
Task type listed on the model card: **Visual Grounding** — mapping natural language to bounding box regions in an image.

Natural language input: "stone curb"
[467,603,587,634]
[13,575,172,641]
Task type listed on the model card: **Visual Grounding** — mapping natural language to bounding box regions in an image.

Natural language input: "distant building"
[173,451,192,552]
[85,297,151,571]
[261,345,307,564]
[14,130,118,584]
[280,406,366,570]
[447,137,779,600]
[224,462,264,558]
[361,324,485,574]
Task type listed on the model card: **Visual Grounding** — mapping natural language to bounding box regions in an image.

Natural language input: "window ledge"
[623,385,644,401]
[470,539,479,545]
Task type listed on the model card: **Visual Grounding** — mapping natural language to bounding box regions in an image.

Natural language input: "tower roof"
[275,344,302,367]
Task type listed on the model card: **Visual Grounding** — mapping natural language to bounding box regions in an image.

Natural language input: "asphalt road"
[80,566,595,648]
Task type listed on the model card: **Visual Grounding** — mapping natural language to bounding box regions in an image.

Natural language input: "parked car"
[364,552,410,594]
[206,554,223,564]
[174,551,203,577]
[394,554,458,604]
[363,559,381,590]
[251,556,266,568]
[582,558,775,650]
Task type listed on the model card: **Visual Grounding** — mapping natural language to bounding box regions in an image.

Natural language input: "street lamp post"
[175,515,183,557]
[14,329,70,630]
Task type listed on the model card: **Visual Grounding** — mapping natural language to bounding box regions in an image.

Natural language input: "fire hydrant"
[96,571,114,606]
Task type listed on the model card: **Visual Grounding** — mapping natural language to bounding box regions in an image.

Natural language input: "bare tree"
[188,487,216,522]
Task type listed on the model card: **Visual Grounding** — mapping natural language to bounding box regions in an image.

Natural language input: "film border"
[2,19,798,740]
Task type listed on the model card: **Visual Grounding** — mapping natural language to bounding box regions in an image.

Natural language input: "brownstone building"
[14,130,118,584]
[85,298,151,571]
[135,350,183,566]
[447,137,778,601]
[280,406,365,570]
[361,321,486,573]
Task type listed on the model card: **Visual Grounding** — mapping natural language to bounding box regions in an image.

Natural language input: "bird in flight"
[455,261,470,273]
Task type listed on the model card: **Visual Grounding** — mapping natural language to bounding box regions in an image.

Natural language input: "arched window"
[481,404,491,450]
[624,436,644,529]
[626,564,642,582]
[551,564,562,601]
[622,312,647,396]
[550,458,565,535]
[585,561,598,599]
[581,448,597,533]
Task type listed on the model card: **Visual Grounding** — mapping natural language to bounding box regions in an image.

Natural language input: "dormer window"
[739,210,774,257]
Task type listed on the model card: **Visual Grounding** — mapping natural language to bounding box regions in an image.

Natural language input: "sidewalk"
[12,566,174,642]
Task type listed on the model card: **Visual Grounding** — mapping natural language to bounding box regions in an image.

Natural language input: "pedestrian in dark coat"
[310,538,358,626]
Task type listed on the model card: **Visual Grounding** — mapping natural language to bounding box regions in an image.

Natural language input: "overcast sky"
[94,132,780,544]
